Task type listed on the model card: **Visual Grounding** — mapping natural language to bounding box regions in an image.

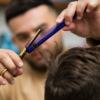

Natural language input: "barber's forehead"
[9,5,57,34]
[26,5,57,17]
[10,5,56,22]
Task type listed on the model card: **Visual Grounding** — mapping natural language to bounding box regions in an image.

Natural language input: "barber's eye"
[19,36,29,42]
[40,29,45,33]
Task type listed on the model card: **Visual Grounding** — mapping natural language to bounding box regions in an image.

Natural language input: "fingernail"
[65,21,70,25]
[86,9,90,13]
[10,80,15,85]
[77,16,81,20]
[2,81,6,85]
[18,62,23,67]
[13,70,17,75]
[56,18,61,22]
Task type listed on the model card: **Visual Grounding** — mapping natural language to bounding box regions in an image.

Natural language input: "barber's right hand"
[0,49,23,85]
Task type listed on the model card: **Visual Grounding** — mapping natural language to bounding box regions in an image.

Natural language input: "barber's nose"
[30,33,35,38]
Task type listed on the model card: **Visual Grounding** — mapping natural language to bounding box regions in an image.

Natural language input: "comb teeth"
[26,29,41,50]
[34,25,57,43]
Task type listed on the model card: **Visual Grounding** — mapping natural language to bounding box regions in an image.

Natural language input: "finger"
[62,22,76,31]
[76,0,89,19]
[64,2,77,25]
[86,0,99,13]
[3,70,15,85]
[0,76,6,85]
[56,1,78,25]
[0,52,17,75]
[56,9,65,23]
[0,63,15,85]
[4,50,23,68]
[14,68,23,76]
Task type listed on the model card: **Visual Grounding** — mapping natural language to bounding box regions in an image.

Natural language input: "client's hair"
[38,46,100,100]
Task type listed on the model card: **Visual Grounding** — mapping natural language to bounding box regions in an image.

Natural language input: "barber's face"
[9,5,63,70]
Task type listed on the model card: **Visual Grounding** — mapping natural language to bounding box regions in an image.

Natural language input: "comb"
[25,13,78,53]
[25,9,86,53]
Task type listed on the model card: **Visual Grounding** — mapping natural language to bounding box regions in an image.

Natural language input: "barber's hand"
[0,49,23,85]
[56,0,100,40]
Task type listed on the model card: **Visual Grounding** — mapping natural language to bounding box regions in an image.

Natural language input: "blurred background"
[0,0,86,54]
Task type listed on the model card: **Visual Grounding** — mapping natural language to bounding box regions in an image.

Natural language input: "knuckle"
[65,14,71,19]
[8,76,13,82]
[89,3,95,8]
[0,49,5,52]
[96,0,99,3]
[77,8,82,14]
[89,2,98,8]
[7,50,19,60]
[65,12,72,19]
[5,73,13,81]
[9,65,16,71]
[7,50,14,54]
[77,2,86,13]
[0,52,7,60]
[69,2,74,7]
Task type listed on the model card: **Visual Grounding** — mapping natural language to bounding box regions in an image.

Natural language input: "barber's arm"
[56,0,100,46]
[0,49,23,85]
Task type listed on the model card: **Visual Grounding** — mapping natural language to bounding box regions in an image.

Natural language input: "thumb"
[62,22,76,31]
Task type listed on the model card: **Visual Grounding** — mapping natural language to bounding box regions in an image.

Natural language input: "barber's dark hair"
[5,0,58,23]
[41,46,100,100]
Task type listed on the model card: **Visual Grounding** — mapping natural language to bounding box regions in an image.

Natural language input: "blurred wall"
[0,6,10,34]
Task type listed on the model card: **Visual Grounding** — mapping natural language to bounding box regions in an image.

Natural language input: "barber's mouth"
[33,50,49,58]
[34,53,42,58]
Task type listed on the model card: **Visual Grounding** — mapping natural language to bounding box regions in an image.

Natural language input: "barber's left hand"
[56,0,100,40]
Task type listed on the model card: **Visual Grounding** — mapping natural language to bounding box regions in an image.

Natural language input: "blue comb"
[20,9,86,57]
[25,13,77,53]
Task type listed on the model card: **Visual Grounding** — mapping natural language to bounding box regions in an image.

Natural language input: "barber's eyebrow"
[15,23,47,38]
[15,32,28,38]
[34,23,47,31]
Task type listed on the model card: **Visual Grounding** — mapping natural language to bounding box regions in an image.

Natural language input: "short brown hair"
[41,47,100,100]
[5,0,58,23]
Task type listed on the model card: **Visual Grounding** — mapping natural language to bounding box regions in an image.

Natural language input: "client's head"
[40,47,100,100]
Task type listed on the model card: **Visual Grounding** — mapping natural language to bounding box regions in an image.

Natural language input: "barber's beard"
[25,45,63,72]
[26,57,47,72]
